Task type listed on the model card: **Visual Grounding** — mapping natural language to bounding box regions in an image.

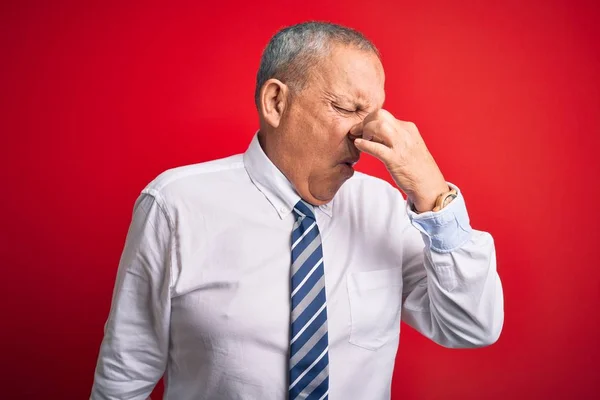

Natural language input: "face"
[263,44,386,206]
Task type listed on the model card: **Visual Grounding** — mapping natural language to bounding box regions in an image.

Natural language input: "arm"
[400,183,504,348]
[91,192,173,399]
[350,109,503,347]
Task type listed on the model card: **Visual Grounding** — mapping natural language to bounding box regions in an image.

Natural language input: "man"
[91,21,503,400]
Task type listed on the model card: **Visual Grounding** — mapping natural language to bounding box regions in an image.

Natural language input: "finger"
[361,119,394,146]
[349,109,387,138]
[354,138,392,161]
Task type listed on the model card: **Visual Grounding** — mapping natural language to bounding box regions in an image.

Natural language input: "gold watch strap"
[432,189,458,212]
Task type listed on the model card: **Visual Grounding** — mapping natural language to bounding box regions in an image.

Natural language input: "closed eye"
[333,105,356,114]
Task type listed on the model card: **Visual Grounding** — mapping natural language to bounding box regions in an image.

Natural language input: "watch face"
[442,194,457,207]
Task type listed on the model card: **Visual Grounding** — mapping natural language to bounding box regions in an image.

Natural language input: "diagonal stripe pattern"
[289,199,329,400]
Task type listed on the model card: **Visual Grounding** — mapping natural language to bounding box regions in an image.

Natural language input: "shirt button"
[280,207,289,213]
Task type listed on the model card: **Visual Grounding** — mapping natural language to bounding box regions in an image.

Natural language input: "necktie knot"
[293,199,316,221]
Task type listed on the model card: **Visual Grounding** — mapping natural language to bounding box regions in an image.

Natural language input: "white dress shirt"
[91,134,504,400]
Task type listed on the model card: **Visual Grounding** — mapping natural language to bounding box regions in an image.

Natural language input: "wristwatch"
[432,188,458,212]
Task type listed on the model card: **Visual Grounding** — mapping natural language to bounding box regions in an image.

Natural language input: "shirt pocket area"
[347,267,403,351]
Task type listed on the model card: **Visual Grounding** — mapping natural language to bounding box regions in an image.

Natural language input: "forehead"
[314,44,385,109]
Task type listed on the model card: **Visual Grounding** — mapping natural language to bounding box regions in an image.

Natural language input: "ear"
[259,79,289,128]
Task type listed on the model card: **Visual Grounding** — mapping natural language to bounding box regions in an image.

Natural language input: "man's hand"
[350,109,449,212]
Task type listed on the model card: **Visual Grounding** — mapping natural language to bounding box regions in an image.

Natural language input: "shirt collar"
[243,132,333,220]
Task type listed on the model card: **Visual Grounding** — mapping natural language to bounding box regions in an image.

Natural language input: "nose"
[346,136,361,159]
[348,120,363,140]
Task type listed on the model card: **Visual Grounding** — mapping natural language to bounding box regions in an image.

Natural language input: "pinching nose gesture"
[350,109,451,212]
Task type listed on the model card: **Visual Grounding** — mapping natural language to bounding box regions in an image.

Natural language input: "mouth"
[340,157,359,168]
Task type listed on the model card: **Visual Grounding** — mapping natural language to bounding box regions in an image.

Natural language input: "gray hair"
[254,21,379,108]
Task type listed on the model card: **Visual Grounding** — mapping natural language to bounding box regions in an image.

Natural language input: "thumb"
[354,138,391,162]
[349,121,363,138]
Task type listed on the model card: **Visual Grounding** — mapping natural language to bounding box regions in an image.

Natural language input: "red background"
[1,0,599,398]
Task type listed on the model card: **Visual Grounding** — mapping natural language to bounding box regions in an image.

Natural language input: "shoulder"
[144,154,245,192]
[138,154,247,207]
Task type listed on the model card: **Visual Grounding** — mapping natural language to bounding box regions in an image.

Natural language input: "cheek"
[310,118,354,165]
[327,116,355,145]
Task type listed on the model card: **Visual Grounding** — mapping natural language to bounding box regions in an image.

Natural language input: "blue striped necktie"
[288,199,329,400]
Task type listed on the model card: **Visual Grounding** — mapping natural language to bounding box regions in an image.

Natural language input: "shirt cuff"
[406,182,473,253]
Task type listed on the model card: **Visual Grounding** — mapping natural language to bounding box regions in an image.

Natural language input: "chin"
[340,162,355,177]
[304,166,354,204]
[315,180,352,204]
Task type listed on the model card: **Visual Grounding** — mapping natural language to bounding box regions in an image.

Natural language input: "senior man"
[91,21,503,400]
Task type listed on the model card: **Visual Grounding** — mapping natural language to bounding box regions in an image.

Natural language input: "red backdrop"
[2,0,599,398]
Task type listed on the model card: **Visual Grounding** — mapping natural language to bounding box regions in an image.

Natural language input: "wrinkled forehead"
[312,45,385,110]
